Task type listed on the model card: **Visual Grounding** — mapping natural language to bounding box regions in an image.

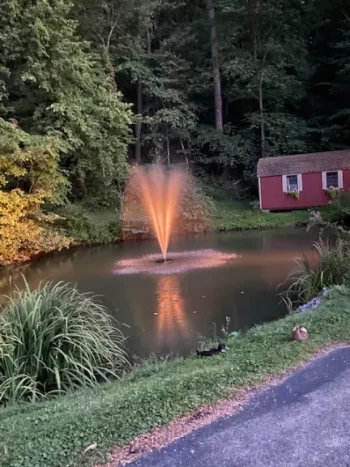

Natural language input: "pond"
[0,228,318,357]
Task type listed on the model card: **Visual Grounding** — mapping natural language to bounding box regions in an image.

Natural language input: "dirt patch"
[97,343,348,467]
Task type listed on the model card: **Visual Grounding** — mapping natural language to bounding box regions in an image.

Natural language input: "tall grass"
[0,281,128,404]
[282,237,350,311]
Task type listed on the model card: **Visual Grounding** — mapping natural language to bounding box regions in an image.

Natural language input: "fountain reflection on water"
[0,228,320,356]
[156,276,189,343]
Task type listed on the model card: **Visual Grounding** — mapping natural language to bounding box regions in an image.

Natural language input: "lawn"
[1,286,349,467]
[212,199,309,231]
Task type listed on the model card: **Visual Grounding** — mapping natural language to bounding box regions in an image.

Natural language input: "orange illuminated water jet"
[132,165,187,260]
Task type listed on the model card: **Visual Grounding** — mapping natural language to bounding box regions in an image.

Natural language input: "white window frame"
[282,174,303,193]
[322,170,343,190]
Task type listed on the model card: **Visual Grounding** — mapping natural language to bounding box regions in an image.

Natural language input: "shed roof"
[257,150,350,177]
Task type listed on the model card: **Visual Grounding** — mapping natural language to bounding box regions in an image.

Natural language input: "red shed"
[257,150,350,211]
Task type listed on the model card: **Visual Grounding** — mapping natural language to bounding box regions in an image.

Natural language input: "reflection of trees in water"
[0,246,117,301]
[156,275,189,343]
[0,254,76,300]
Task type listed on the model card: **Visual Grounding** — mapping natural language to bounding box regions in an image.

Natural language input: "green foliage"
[330,192,350,222]
[287,190,300,200]
[325,187,340,200]
[213,199,308,231]
[2,0,350,203]
[0,281,127,405]
[1,287,350,466]
[58,204,122,243]
[1,0,350,264]
[308,192,350,229]
[0,119,67,202]
[197,316,232,351]
[180,173,215,232]
[0,0,132,205]
[328,17,350,145]
[282,238,350,309]
[220,0,311,158]
[0,120,70,265]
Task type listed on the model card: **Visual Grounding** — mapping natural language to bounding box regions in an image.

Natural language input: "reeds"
[282,237,350,311]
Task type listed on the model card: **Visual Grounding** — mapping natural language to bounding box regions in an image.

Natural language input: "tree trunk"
[166,136,171,167]
[207,0,223,131]
[135,80,143,163]
[259,74,266,158]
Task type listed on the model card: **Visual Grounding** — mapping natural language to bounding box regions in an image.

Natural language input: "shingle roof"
[257,150,350,177]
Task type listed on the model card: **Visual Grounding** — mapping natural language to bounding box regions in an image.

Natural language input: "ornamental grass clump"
[281,237,350,311]
[0,281,128,405]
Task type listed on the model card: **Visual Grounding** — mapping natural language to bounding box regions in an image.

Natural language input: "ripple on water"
[112,249,239,275]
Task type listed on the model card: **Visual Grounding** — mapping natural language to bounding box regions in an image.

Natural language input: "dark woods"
[1,0,350,204]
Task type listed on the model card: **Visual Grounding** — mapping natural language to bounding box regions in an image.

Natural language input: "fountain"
[115,164,238,275]
[0,168,318,356]
[132,165,186,262]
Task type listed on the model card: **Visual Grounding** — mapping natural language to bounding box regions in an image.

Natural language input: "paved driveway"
[128,347,350,467]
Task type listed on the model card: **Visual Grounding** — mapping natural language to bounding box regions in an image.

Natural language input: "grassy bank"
[56,204,122,244]
[0,205,122,268]
[1,286,350,467]
[0,193,309,267]
[213,199,309,231]
[62,198,309,248]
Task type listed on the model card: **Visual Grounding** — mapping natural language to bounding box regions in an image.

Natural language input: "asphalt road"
[128,347,350,467]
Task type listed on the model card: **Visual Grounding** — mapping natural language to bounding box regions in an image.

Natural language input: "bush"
[321,191,350,225]
[0,281,128,405]
[0,120,69,265]
[58,204,121,243]
[282,237,350,310]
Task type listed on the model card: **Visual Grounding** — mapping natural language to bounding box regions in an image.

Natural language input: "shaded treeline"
[1,0,350,205]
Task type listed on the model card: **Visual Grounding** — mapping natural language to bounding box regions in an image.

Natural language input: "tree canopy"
[1,0,350,204]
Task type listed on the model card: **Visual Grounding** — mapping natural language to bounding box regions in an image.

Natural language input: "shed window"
[322,171,343,190]
[282,174,303,193]
[287,175,298,191]
[326,172,339,188]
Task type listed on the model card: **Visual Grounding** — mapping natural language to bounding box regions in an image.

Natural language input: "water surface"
[0,228,318,357]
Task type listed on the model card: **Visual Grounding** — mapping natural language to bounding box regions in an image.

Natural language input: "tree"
[220,0,311,160]
[75,0,162,163]
[3,0,350,198]
[0,119,69,264]
[207,0,223,131]
[328,17,350,146]
[0,0,132,206]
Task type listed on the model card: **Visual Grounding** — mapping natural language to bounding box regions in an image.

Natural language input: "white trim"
[258,177,262,209]
[339,170,344,189]
[322,172,327,190]
[298,174,303,192]
[282,175,288,193]
[322,170,343,189]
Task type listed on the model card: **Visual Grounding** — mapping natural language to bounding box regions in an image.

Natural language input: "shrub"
[58,204,121,243]
[325,191,350,227]
[0,281,128,404]
[0,120,69,265]
[281,237,350,310]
